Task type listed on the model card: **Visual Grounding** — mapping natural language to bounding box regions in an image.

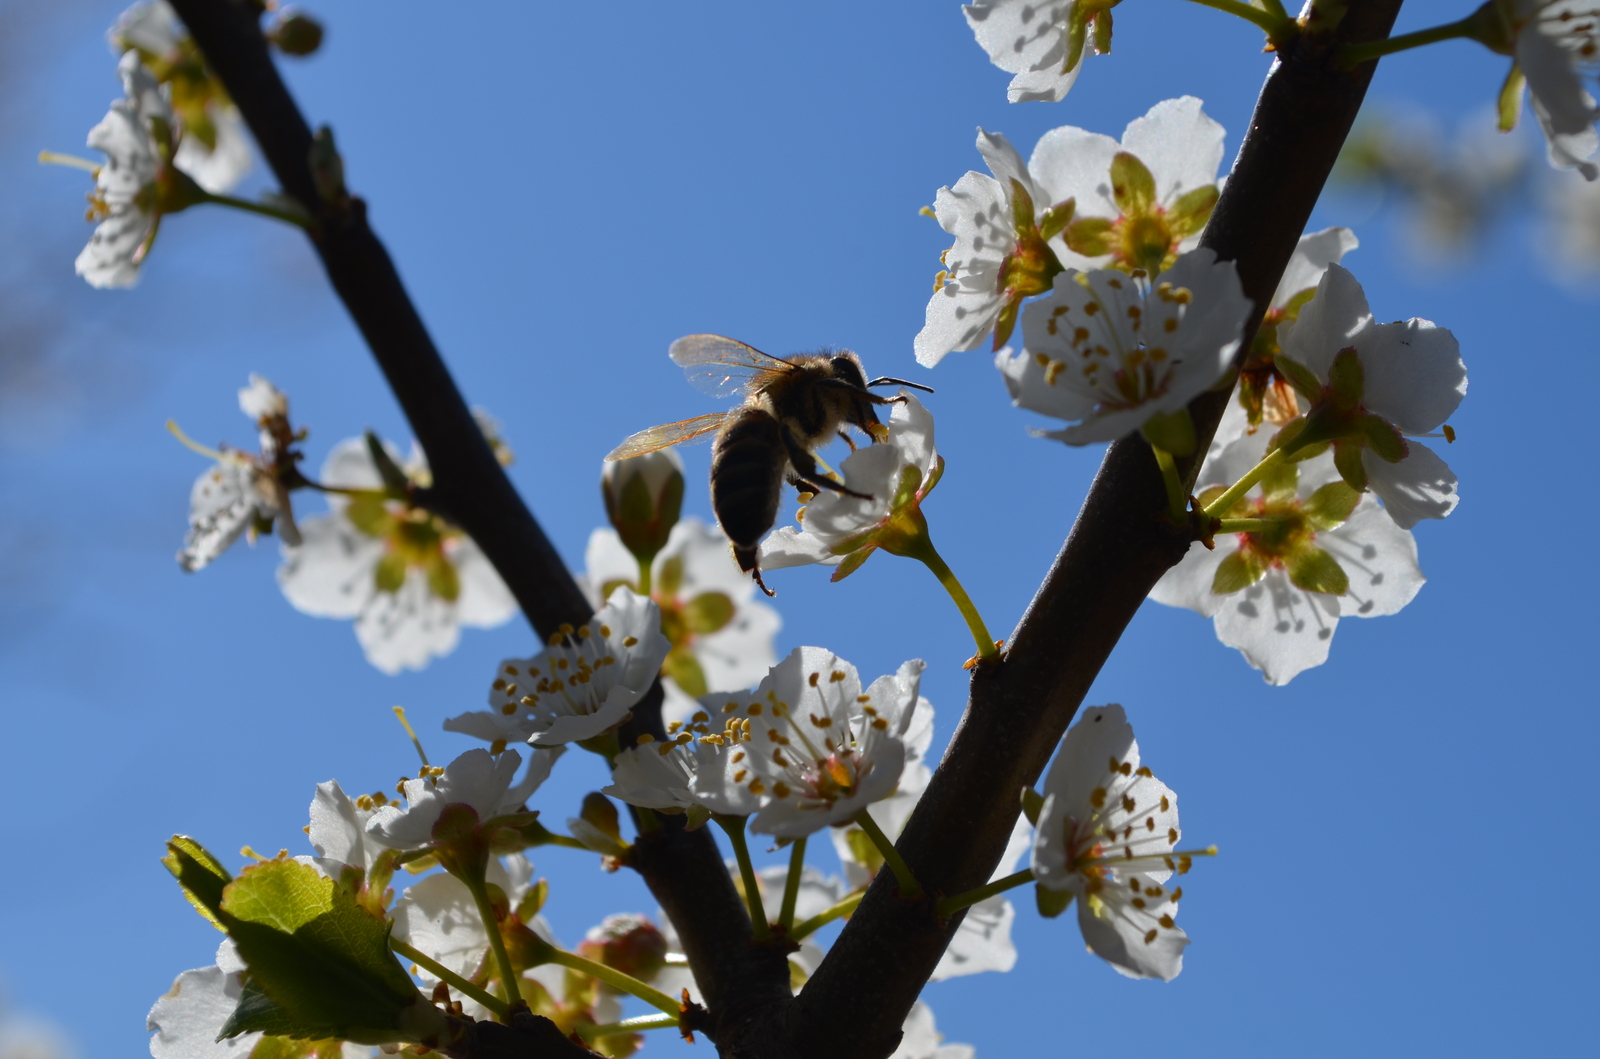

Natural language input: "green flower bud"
[601,450,684,569]
[269,9,326,56]
[576,914,669,985]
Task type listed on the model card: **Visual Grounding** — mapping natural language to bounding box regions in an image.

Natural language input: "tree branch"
[162,0,777,1033]
[780,4,1407,1056]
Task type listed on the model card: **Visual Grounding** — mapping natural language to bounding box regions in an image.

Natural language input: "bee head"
[827,353,869,391]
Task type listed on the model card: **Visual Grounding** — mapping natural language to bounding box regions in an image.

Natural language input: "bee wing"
[605,413,731,461]
[669,334,794,399]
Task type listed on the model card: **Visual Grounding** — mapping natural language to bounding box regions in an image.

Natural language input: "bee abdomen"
[711,409,786,573]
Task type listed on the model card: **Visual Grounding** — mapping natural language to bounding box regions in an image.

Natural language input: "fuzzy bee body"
[607,336,930,595]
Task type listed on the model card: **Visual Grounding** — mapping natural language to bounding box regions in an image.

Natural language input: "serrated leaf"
[164,836,233,930]
[1287,545,1349,596]
[218,859,426,1044]
[220,980,303,1040]
[1212,549,1267,595]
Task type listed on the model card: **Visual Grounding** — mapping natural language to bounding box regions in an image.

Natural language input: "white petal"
[308,779,376,872]
[930,894,1016,981]
[449,537,517,629]
[580,527,641,608]
[174,105,253,195]
[1278,264,1374,380]
[147,966,259,1059]
[891,1001,975,1059]
[1318,499,1424,618]
[1362,443,1458,527]
[1119,96,1226,208]
[1212,569,1340,685]
[354,573,460,675]
[603,743,697,810]
[1149,536,1236,617]
[179,461,267,572]
[391,873,489,978]
[758,526,840,570]
[1027,124,1123,219]
[1273,227,1358,309]
[915,173,1011,366]
[276,514,381,620]
[995,344,1097,424]
[1354,318,1466,435]
[976,127,1033,197]
[1076,873,1188,980]
[963,0,1081,102]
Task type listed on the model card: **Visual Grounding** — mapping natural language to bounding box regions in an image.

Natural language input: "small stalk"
[1202,447,1287,519]
[1214,517,1284,533]
[1339,16,1477,68]
[1152,445,1189,523]
[790,891,865,941]
[935,870,1034,919]
[464,877,523,1013]
[390,938,509,1019]
[203,190,313,228]
[714,816,772,941]
[577,1014,680,1042]
[1180,0,1296,38]
[854,810,922,900]
[635,554,653,597]
[903,536,998,663]
[777,836,808,934]
[549,950,681,1017]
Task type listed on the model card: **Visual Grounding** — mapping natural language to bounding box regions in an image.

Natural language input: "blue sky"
[1,2,1596,1058]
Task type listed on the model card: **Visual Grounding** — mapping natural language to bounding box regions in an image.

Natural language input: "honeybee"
[607,334,931,596]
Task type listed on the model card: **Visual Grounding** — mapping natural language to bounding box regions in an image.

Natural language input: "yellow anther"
[623,636,638,647]
[829,671,846,683]
[808,673,820,687]
[636,733,655,745]
[490,739,507,754]
[599,624,612,637]
[773,781,791,799]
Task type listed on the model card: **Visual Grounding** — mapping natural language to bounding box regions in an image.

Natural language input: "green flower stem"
[901,535,998,663]
[789,891,865,941]
[1256,0,1290,20]
[714,815,772,941]
[1152,445,1189,523]
[935,870,1034,919]
[577,1014,681,1042]
[778,836,808,934]
[1201,447,1287,519]
[540,833,592,851]
[635,554,652,597]
[390,938,509,1019]
[1179,0,1296,37]
[464,875,523,1013]
[1215,517,1285,533]
[202,190,313,228]
[1338,16,1477,68]
[854,810,923,901]
[548,950,681,1017]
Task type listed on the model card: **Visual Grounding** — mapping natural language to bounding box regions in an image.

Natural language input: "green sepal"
[684,804,713,831]
[246,1035,346,1059]
[218,859,434,1044]
[1141,409,1196,458]
[1092,5,1113,53]
[1257,461,1299,504]
[342,494,392,539]
[1008,179,1038,236]
[1038,198,1076,242]
[364,433,411,497]
[845,827,885,875]
[1333,440,1369,492]
[657,554,684,598]
[1274,356,1323,401]
[1498,64,1526,130]
[518,878,549,922]
[1280,287,1317,322]
[164,836,234,931]
[1019,788,1045,826]
[828,544,877,583]
[1064,217,1114,257]
[992,296,1021,350]
[663,647,709,698]
[373,551,407,595]
[685,591,735,635]
[1036,884,1074,919]
[1304,481,1361,531]
[1359,413,1407,463]
[1064,9,1089,73]
[1167,184,1219,238]
[1212,549,1267,595]
[580,793,623,843]
[1327,348,1364,411]
[425,552,460,603]
[1288,439,1331,464]
[1286,545,1349,596]
[1109,152,1156,216]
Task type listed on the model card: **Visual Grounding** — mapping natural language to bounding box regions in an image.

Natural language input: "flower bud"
[269,8,325,56]
[601,450,684,568]
[576,913,669,984]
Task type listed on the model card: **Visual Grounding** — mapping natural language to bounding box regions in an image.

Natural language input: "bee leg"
[750,566,776,598]
[783,428,874,501]
[838,430,857,452]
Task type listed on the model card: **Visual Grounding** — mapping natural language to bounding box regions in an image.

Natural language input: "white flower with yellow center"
[964,0,1120,104]
[450,587,670,748]
[1487,0,1600,178]
[277,437,515,674]
[1032,704,1207,981]
[996,248,1250,444]
[686,647,924,838]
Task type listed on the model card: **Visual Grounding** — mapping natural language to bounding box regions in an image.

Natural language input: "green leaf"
[1287,545,1349,596]
[247,1036,345,1059]
[1141,408,1196,458]
[1212,549,1267,595]
[373,552,407,595]
[1038,198,1076,242]
[684,591,735,635]
[164,836,233,931]
[221,981,304,1040]
[218,859,431,1044]
[1036,884,1074,919]
[1109,152,1156,215]
[1167,184,1218,237]
[1064,217,1114,257]
[1304,481,1361,531]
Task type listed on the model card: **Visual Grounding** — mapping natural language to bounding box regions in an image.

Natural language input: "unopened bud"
[601,450,684,568]
[579,792,622,842]
[269,8,325,56]
[576,913,668,984]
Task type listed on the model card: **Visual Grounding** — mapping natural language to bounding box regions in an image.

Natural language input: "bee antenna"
[866,377,935,394]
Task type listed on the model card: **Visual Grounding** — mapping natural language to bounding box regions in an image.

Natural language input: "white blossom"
[277,438,515,674]
[963,0,1116,104]
[449,587,670,747]
[1151,420,1425,685]
[74,53,171,289]
[583,517,780,697]
[1506,0,1600,179]
[761,394,940,577]
[686,648,925,837]
[364,748,541,852]
[996,249,1250,444]
[1032,705,1195,981]
[1278,264,1467,528]
[890,1001,975,1059]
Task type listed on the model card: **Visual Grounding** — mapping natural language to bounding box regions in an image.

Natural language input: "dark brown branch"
[163,0,775,1037]
[775,5,1407,1057]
